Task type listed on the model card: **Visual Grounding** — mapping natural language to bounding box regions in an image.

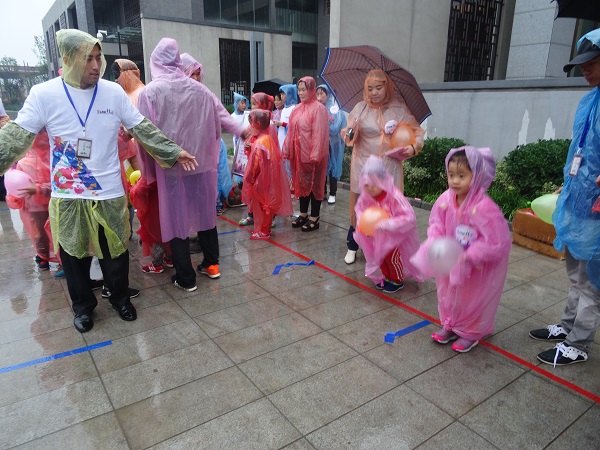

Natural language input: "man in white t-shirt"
[0,29,197,333]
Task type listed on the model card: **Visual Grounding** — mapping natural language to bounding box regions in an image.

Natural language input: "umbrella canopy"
[252,78,289,98]
[554,0,600,22]
[319,45,431,124]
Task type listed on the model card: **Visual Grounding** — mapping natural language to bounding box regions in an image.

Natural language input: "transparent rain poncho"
[282,77,330,199]
[410,147,511,341]
[242,110,292,231]
[180,53,204,82]
[353,155,422,284]
[553,87,600,287]
[317,84,347,179]
[136,38,221,240]
[56,29,106,88]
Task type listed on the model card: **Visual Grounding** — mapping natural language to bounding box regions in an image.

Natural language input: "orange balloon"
[391,123,415,149]
[358,206,390,237]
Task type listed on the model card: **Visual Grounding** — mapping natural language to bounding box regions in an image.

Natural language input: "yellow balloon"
[531,193,558,225]
[129,170,141,186]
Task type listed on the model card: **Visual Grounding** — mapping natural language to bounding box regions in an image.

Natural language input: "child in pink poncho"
[353,155,422,293]
[5,130,58,269]
[410,147,510,353]
[242,109,293,239]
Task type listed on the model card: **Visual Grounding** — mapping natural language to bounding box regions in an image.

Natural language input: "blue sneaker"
[375,281,386,290]
[383,280,404,293]
[54,270,65,279]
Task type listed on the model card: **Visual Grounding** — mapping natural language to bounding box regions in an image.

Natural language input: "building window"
[292,43,318,81]
[325,0,330,16]
[205,0,270,28]
[444,0,503,81]
[219,38,251,106]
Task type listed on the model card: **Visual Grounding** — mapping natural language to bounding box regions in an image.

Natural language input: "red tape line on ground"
[219,215,600,404]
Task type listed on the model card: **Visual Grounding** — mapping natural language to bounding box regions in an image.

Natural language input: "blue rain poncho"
[217,138,232,201]
[232,92,248,115]
[318,84,347,179]
[553,87,600,287]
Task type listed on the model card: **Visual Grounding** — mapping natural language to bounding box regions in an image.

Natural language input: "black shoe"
[102,287,140,299]
[113,303,137,321]
[537,342,587,366]
[73,314,93,332]
[529,324,568,341]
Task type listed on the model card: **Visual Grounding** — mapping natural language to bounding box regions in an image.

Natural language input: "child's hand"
[375,219,394,231]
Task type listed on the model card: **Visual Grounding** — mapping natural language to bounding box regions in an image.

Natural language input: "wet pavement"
[0,189,598,449]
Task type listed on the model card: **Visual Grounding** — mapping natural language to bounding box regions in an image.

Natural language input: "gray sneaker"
[529,324,568,341]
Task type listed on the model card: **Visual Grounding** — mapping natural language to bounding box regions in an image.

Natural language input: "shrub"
[403,137,467,199]
[500,139,570,200]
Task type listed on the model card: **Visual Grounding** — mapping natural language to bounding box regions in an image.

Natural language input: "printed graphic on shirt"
[52,137,102,195]
[456,224,477,248]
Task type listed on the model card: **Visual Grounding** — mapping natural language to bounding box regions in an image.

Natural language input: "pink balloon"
[427,237,462,275]
[4,169,33,198]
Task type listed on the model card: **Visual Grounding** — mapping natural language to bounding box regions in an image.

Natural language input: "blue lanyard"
[61,79,98,134]
[578,91,599,150]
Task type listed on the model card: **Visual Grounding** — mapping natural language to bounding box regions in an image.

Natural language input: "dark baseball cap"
[564,35,600,72]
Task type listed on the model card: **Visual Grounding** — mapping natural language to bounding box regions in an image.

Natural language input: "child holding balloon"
[410,147,510,352]
[353,156,422,293]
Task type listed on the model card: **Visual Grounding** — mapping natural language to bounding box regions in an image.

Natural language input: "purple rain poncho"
[353,156,422,284]
[410,147,511,341]
[136,38,221,241]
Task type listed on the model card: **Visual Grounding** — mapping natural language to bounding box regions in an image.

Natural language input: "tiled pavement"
[0,188,598,449]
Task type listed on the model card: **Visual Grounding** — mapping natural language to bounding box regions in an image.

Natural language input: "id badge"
[76,138,93,159]
[569,154,583,177]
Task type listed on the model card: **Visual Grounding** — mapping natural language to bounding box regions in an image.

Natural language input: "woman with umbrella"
[283,76,329,231]
[343,68,425,264]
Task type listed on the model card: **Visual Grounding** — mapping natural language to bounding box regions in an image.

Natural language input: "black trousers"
[299,193,322,217]
[347,225,359,251]
[170,237,196,288]
[325,177,338,197]
[61,226,130,315]
[197,226,220,267]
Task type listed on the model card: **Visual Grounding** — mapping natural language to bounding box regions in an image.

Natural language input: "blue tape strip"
[0,340,112,374]
[0,207,10,211]
[272,259,315,275]
[384,320,430,344]
[218,229,244,236]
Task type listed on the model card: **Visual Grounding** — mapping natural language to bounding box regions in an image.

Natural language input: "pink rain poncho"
[136,38,221,241]
[353,156,422,284]
[410,147,511,341]
[5,130,58,262]
[282,77,329,199]
[242,110,293,233]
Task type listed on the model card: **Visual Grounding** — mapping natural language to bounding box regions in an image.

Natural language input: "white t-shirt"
[15,78,144,200]
[0,99,6,116]
[277,104,296,150]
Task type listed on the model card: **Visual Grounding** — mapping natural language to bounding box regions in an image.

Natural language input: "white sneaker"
[344,249,357,264]
[328,195,336,204]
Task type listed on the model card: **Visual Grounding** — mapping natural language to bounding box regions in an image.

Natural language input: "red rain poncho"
[5,130,58,262]
[353,156,422,284]
[282,77,329,199]
[129,177,169,257]
[242,110,293,233]
[136,38,221,241]
[410,147,510,341]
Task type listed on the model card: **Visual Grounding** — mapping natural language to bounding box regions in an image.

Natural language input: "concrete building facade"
[40,0,598,159]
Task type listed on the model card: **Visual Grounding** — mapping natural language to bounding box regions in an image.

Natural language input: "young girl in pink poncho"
[353,155,422,293]
[5,130,58,269]
[410,147,510,353]
[242,109,292,239]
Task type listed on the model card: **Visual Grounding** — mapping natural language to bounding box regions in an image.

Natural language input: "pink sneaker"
[250,231,271,240]
[452,338,479,353]
[432,329,458,344]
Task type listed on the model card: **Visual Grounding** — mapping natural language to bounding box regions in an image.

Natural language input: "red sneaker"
[141,262,164,274]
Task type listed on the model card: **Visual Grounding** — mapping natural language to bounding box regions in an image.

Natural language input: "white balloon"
[427,237,462,275]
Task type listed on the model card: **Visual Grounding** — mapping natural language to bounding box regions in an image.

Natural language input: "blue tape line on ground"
[385,320,431,343]
[0,207,10,211]
[0,340,112,374]
[218,229,244,235]
[272,259,315,275]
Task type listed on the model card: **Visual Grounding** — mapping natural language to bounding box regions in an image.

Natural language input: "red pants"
[253,204,273,235]
[380,248,404,283]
